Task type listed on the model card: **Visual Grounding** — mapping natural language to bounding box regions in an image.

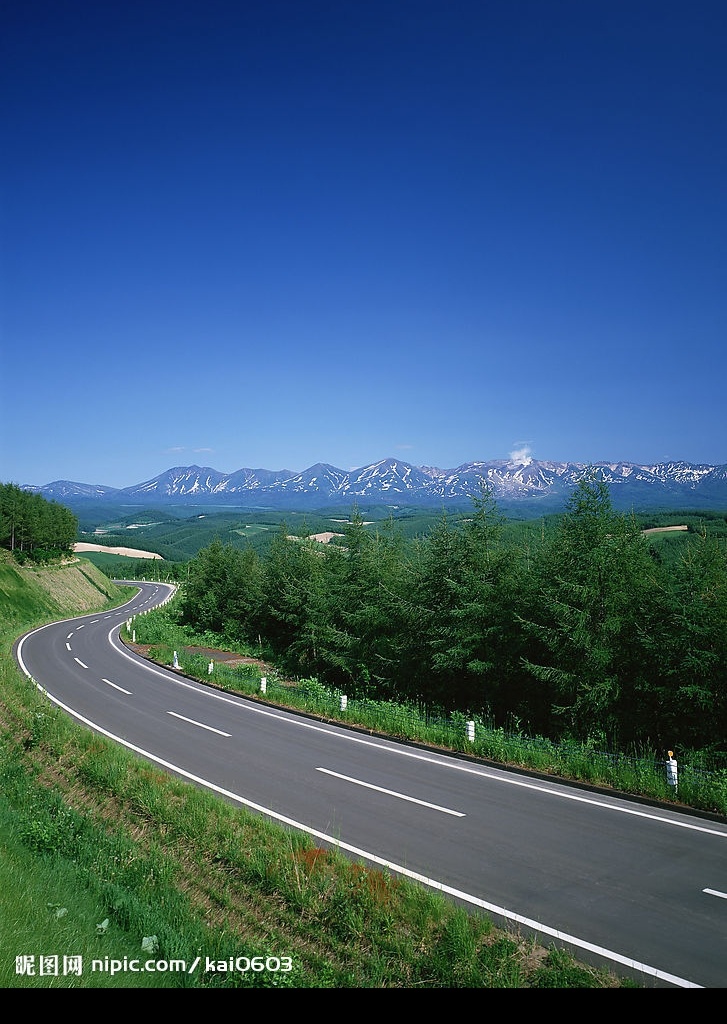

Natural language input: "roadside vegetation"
[151,480,727,766]
[125,599,727,817]
[0,547,633,988]
[2,481,726,987]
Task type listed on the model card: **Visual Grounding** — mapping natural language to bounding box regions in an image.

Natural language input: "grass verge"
[0,557,636,987]
[127,596,727,818]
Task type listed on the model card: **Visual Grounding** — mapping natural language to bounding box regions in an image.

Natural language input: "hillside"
[0,551,129,633]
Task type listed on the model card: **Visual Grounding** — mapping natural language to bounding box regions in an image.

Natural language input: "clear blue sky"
[2,0,726,488]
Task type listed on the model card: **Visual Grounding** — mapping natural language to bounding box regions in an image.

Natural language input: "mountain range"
[22,458,727,512]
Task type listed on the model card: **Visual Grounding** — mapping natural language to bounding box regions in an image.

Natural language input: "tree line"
[0,483,78,560]
[173,478,727,754]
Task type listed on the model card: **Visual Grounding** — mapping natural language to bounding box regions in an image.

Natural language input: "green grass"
[0,558,64,628]
[0,810,178,989]
[129,599,727,817]
[74,550,146,573]
[232,524,274,537]
[0,552,639,988]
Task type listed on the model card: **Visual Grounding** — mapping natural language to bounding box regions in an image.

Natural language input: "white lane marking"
[66,633,74,639]
[73,658,88,669]
[166,711,231,737]
[110,629,727,841]
[13,625,703,989]
[316,767,465,816]
[704,888,727,900]
[76,624,85,629]
[102,678,132,695]
[11,633,708,990]
[66,642,72,651]
[90,619,99,623]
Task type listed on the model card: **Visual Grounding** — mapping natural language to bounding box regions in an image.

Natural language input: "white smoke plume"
[509,445,533,466]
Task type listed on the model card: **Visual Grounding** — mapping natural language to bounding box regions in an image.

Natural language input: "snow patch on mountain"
[24,456,727,511]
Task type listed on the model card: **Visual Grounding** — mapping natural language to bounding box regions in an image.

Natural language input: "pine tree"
[521,475,660,744]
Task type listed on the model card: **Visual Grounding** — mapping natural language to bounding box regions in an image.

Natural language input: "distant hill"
[20,456,727,513]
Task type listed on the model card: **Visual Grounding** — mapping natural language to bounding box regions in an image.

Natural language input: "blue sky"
[2,0,726,488]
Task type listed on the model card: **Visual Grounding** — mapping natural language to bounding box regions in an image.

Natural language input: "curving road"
[14,581,727,989]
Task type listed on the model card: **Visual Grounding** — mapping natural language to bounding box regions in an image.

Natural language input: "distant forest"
[171,478,727,756]
[0,483,78,561]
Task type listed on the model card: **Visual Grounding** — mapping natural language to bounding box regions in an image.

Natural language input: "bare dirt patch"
[74,542,163,559]
[127,643,273,673]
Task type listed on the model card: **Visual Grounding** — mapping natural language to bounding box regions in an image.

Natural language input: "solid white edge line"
[13,589,704,990]
[108,630,727,839]
[17,677,706,988]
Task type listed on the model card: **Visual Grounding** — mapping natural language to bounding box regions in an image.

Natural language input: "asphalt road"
[13,581,727,989]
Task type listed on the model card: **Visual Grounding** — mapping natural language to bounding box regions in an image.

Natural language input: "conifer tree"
[521,475,660,744]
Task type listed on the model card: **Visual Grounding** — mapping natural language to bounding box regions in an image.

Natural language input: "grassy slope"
[0,552,631,988]
[0,556,175,987]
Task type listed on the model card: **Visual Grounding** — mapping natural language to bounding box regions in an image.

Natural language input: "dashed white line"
[13,621,704,991]
[166,711,231,737]
[73,657,88,669]
[66,642,72,651]
[102,678,132,695]
[704,888,727,900]
[316,767,466,816]
[112,638,727,840]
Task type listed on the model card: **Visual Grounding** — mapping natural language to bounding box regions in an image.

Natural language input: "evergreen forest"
[0,483,78,561]
[175,478,727,756]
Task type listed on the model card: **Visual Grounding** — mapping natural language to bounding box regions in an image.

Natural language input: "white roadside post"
[340,695,348,711]
[666,750,678,790]
[173,650,179,669]
[466,720,475,743]
[208,660,214,675]
[260,676,267,694]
